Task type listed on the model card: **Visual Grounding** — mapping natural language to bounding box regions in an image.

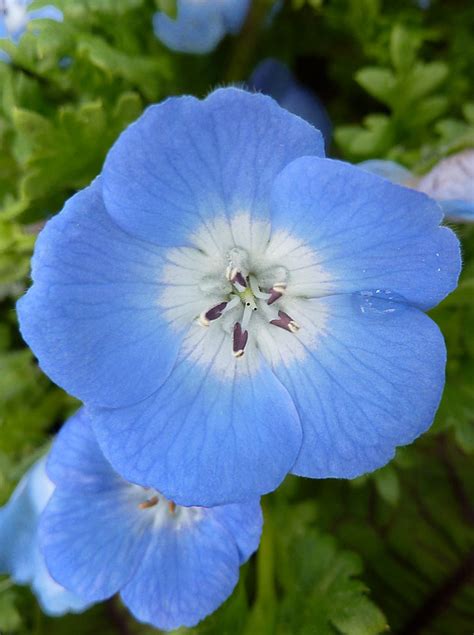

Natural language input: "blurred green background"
[0,1,473,633]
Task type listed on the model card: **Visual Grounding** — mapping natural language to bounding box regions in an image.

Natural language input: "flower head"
[0,456,92,616]
[360,152,474,222]
[153,0,250,54]
[40,410,263,631]
[18,88,461,506]
[248,58,332,149]
[0,0,62,43]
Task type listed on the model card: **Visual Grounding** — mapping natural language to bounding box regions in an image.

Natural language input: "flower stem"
[225,0,276,83]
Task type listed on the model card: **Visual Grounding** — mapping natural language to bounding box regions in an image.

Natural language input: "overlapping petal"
[270,157,461,309]
[17,178,183,408]
[102,88,324,247]
[91,326,302,506]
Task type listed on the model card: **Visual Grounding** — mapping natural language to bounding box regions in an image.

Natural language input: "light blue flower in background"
[153,0,251,54]
[18,88,461,508]
[40,410,263,631]
[248,58,332,149]
[0,455,92,616]
[361,150,474,222]
[0,0,62,43]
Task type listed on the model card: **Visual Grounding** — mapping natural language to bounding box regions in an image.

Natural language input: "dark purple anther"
[267,289,283,305]
[205,302,228,322]
[232,271,247,288]
[233,322,249,358]
[270,311,300,333]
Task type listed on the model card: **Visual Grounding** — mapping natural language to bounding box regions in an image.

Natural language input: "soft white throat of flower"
[130,485,203,530]
[1,0,28,34]
[159,213,331,376]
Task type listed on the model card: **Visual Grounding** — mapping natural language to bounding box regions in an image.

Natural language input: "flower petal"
[153,1,228,54]
[270,157,461,310]
[17,178,183,408]
[211,501,263,564]
[120,515,241,630]
[91,326,302,506]
[0,458,91,616]
[40,417,149,602]
[46,409,119,494]
[259,294,446,478]
[102,88,324,247]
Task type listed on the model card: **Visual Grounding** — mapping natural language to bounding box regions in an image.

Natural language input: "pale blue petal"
[0,458,91,616]
[249,59,332,149]
[90,329,302,506]
[17,178,183,408]
[102,88,324,246]
[153,1,227,54]
[271,157,461,310]
[266,294,447,478]
[211,500,263,564]
[440,199,474,222]
[40,416,149,601]
[120,516,241,630]
[46,409,118,494]
[358,159,413,186]
[28,6,63,22]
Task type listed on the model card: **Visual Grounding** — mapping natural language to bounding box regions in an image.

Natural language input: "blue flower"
[0,0,62,44]
[248,58,332,149]
[18,88,461,507]
[0,456,92,616]
[360,152,474,223]
[153,0,250,54]
[39,410,263,631]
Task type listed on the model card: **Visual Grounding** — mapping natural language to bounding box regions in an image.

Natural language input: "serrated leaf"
[275,528,387,634]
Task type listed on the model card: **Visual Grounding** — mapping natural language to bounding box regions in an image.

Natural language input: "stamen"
[138,495,159,510]
[199,301,228,327]
[233,322,249,358]
[168,501,177,514]
[270,310,300,333]
[267,288,283,305]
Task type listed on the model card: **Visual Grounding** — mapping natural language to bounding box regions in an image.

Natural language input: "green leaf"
[374,465,400,506]
[77,36,171,101]
[0,588,22,632]
[390,24,421,74]
[155,0,178,19]
[355,68,396,105]
[315,440,474,634]
[275,527,387,634]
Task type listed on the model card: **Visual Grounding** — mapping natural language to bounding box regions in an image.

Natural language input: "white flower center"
[130,485,203,529]
[159,213,332,375]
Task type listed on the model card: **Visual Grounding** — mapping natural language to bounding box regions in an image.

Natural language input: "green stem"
[243,502,277,635]
[225,0,277,83]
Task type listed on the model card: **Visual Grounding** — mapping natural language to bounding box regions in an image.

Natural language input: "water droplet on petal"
[352,289,408,317]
